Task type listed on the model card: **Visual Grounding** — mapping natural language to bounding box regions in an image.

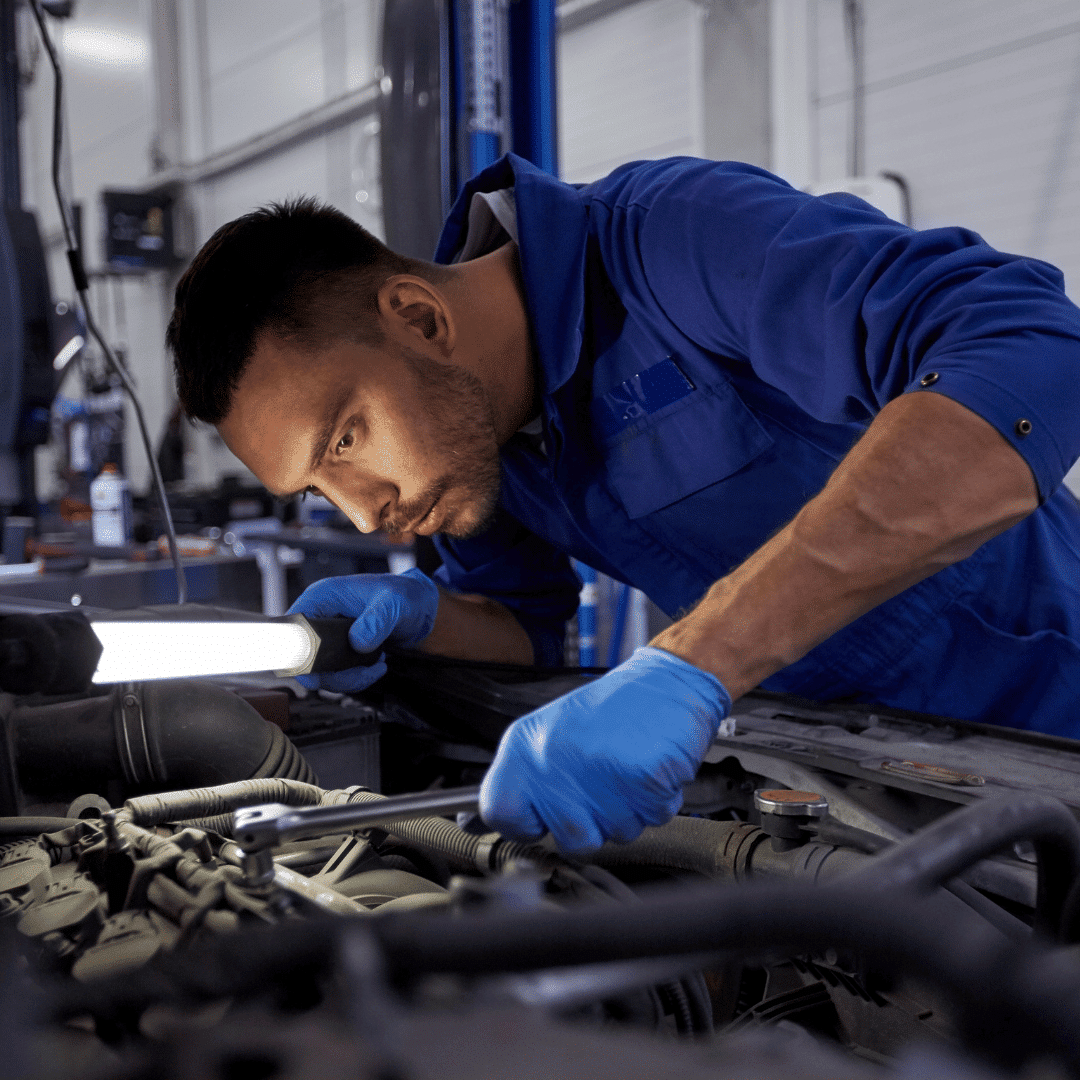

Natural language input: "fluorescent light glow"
[63,27,148,67]
[91,622,315,683]
[53,334,84,371]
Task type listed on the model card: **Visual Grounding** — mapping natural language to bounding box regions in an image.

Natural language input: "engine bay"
[2,642,1080,1079]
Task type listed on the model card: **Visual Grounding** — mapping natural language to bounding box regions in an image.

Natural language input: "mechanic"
[167,154,1080,853]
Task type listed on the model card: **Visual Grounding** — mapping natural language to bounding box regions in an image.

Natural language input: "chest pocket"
[603,377,774,519]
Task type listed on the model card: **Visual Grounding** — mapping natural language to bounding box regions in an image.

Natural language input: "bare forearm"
[651,392,1039,700]
[417,588,534,664]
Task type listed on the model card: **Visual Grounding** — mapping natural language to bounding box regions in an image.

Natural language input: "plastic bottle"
[90,463,132,547]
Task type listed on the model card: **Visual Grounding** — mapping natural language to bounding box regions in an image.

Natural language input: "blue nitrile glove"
[286,568,439,692]
[480,646,731,853]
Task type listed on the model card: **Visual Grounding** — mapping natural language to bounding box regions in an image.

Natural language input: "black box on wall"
[102,189,178,272]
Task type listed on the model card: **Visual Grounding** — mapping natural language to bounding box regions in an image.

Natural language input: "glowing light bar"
[90,621,317,684]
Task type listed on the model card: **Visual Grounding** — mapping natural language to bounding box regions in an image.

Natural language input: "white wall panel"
[805,0,1080,494]
[702,0,770,167]
[341,0,381,92]
[22,1,155,265]
[558,0,704,184]
[811,1,1080,281]
[179,1,383,489]
[197,1,379,156]
[203,145,327,233]
[203,1,320,80]
[863,0,1080,87]
[201,123,382,237]
[204,13,326,152]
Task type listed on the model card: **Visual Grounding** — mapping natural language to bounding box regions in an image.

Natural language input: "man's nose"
[319,478,394,534]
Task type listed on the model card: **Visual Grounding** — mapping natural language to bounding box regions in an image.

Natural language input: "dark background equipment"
[101,187,179,272]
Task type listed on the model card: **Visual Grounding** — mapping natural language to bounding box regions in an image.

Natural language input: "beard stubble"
[380,346,503,540]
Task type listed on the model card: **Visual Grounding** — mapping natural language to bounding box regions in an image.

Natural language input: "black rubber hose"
[591,812,1030,941]
[47,881,1080,1072]
[370,883,1080,1072]
[573,863,714,1034]
[590,814,866,882]
[656,979,694,1034]
[682,969,715,1034]
[13,692,124,795]
[12,680,315,799]
[590,815,756,877]
[844,792,1080,938]
[942,879,1031,940]
[0,613,101,695]
[807,817,1032,940]
[138,680,317,788]
[809,816,890,853]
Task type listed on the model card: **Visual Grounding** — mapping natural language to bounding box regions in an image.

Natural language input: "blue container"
[574,560,598,667]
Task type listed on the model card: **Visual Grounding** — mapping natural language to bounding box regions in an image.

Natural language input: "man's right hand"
[287,568,439,692]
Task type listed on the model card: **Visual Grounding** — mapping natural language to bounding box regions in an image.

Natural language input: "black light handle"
[299,616,385,672]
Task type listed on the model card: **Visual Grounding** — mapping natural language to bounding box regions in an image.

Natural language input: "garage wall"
[810,0,1080,281]
[776,0,1080,492]
[17,0,182,498]
[558,0,705,183]
[18,0,1080,497]
[178,0,384,487]
[189,0,381,225]
[18,0,385,493]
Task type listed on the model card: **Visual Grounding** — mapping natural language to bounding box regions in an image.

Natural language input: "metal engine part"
[1,657,1079,1079]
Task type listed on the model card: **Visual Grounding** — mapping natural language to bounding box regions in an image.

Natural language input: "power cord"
[28,0,187,604]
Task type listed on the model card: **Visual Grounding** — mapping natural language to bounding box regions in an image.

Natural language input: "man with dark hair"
[169,155,1080,853]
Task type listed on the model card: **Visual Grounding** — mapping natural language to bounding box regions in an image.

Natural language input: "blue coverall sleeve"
[432,507,581,667]
[605,159,1080,501]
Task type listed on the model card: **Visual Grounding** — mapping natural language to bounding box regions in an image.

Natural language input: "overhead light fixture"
[62,26,147,66]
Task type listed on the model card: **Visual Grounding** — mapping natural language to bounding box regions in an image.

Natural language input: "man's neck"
[450,242,538,444]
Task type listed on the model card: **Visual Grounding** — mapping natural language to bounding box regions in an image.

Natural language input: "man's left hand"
[479,647,732,853]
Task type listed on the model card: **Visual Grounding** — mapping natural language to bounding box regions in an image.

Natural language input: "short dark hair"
[167,197,437,424]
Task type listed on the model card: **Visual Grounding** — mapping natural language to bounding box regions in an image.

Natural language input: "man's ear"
[378,277,455,357]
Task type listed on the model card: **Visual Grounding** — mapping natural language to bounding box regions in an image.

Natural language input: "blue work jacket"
[431,154,1080,736]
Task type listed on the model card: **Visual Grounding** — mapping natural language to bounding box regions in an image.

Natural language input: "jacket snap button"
[1015,419,1032,437]
[919,372,939,387]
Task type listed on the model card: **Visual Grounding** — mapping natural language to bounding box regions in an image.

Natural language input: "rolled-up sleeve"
[432,507,580,667]
[603,158,1080,501]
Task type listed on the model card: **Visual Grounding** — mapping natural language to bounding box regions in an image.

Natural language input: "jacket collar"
[434,154,587,396]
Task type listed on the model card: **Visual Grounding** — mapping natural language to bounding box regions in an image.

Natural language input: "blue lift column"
[508,0,558,176]
[449,0,558,195]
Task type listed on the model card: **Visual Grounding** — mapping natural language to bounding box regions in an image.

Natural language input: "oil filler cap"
[754,789,829,850]
[754,789,829,818]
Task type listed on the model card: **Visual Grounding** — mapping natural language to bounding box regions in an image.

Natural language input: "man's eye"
[336,428,355,452]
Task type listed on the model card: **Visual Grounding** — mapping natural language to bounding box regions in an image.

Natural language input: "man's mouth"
[412,497,442,536]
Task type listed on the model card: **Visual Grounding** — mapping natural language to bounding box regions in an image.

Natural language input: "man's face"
[218,334,502,539]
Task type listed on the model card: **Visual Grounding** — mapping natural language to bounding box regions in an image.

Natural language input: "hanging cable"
[844,0,865,177]
[28,1,187,604]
